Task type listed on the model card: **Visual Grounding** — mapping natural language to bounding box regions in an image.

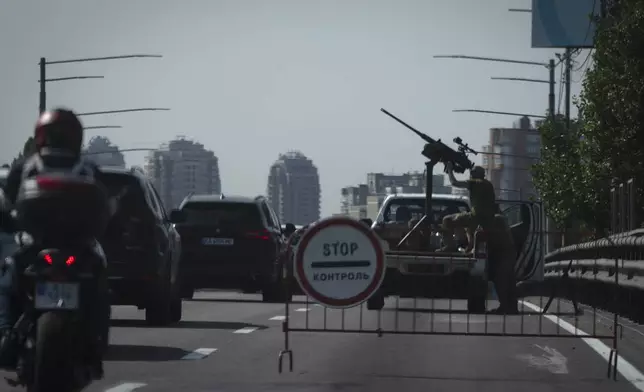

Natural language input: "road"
[1,291,643,392]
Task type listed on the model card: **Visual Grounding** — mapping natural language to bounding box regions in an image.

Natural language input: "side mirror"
[169,209,185,224]
[360,218,373,227]
[283,223,296,236]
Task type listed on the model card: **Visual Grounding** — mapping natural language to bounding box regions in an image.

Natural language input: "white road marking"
[269,315,287,321]
[516,344,569,374]
[180,348,218,360]
[520,300,644,390]
[295,308,310,312]
[313,304,322,307]
[105,382,147,392]
[234,327,258,334]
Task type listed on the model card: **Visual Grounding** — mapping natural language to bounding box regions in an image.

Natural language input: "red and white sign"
[294,216,385,308]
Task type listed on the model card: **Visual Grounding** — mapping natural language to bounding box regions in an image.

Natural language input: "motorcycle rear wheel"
[28,312,75,392]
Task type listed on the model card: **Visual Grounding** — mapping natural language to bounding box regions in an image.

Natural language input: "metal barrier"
[276,208,621,380]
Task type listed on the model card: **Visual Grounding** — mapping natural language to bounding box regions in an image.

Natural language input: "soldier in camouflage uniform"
[442,162,518,314]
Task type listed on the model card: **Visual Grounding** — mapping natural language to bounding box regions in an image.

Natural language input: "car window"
[500,203,524,226]
[268,205,281,229]
[381,198,469,224]
[149,184,168,220]
[100,173,149,216]
[182,202,263,229]
[260,202,278,229]
[144,182,163,220]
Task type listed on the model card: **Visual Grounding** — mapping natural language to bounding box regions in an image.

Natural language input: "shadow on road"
[110,319,269,330]
[105,344,190,362]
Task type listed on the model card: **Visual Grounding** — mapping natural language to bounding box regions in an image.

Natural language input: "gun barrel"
[380,108,434,144]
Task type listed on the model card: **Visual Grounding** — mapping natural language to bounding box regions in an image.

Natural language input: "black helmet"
[470,166,486,179]
[34,108,84,155]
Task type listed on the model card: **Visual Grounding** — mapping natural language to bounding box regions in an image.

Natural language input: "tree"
[532,117,605,234]
[533,0,644,234]
[576,0,644,229]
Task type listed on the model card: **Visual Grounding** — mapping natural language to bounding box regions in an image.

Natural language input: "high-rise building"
[481,116,540,201]
[83,136,125,168]
[267,151,321,226]
[340,184,370,219]
[144,137,221,209]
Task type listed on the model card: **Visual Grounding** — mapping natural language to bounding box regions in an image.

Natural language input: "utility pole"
[564,49,572,130]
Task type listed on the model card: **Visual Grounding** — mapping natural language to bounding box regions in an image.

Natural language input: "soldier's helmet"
[470,166,486,179]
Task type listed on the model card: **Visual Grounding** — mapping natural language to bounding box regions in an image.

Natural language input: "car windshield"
[381,198,470,224]
[182,202,263,228]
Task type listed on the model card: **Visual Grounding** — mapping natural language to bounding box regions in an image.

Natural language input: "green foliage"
[533,0,644,233]
[532,117,605,231]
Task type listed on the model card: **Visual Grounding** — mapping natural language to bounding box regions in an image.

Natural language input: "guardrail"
[537,178,643,321]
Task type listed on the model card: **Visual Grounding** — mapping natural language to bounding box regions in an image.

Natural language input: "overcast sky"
[1,0,586,216]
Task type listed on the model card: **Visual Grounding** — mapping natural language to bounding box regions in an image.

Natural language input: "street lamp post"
[85,125,123,130]
[433,55,556,124]
[39,54,162,114]
[452,109,547,119]
[77,108,170,117]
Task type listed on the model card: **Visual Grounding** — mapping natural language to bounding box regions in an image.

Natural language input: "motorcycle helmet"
[34,108,84,156]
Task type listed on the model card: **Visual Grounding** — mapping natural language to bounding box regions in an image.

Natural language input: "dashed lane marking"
[269,315,287,321]
[180,348,218,360]
[295,308,311,312]
[105,382,147,392]
[520,300,644,391]
[234,327,258,334]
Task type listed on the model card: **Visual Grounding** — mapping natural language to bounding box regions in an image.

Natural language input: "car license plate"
[34,282,80,310]
[201,237,234,246]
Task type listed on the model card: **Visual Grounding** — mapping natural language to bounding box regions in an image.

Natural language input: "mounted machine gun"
[380,108,476,230]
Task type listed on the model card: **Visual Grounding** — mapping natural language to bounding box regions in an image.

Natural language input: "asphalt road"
[1,291,643,392]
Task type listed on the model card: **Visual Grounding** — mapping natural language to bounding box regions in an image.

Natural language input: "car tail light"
[245,230,270,240]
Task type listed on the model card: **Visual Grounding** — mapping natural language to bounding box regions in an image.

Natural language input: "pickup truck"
[368,193,543,312]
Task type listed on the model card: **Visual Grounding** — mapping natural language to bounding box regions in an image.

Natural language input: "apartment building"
[266,151,321,226]
[481,116,541,200]
[83,136,125,168]
[144,137,221,209]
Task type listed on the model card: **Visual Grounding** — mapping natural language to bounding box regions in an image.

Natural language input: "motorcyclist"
[0,108,115,378]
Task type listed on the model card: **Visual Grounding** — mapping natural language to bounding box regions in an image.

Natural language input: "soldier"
[441,162,518,314]
[440,163,496,252]
[486,214,519,314]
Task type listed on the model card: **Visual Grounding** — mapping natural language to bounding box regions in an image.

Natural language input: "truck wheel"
[367,292,385,310]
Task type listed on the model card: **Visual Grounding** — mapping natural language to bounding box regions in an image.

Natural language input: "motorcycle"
[4,173,111,392]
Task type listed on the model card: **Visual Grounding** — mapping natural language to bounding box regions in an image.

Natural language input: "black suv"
[99,167,184,326]
[173,194,291,302]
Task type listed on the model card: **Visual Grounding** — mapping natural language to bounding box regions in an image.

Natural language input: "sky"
[1,0,589,216]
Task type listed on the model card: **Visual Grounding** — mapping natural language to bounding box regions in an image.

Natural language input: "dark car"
[99,167,184,325]
[173,194,292,302]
